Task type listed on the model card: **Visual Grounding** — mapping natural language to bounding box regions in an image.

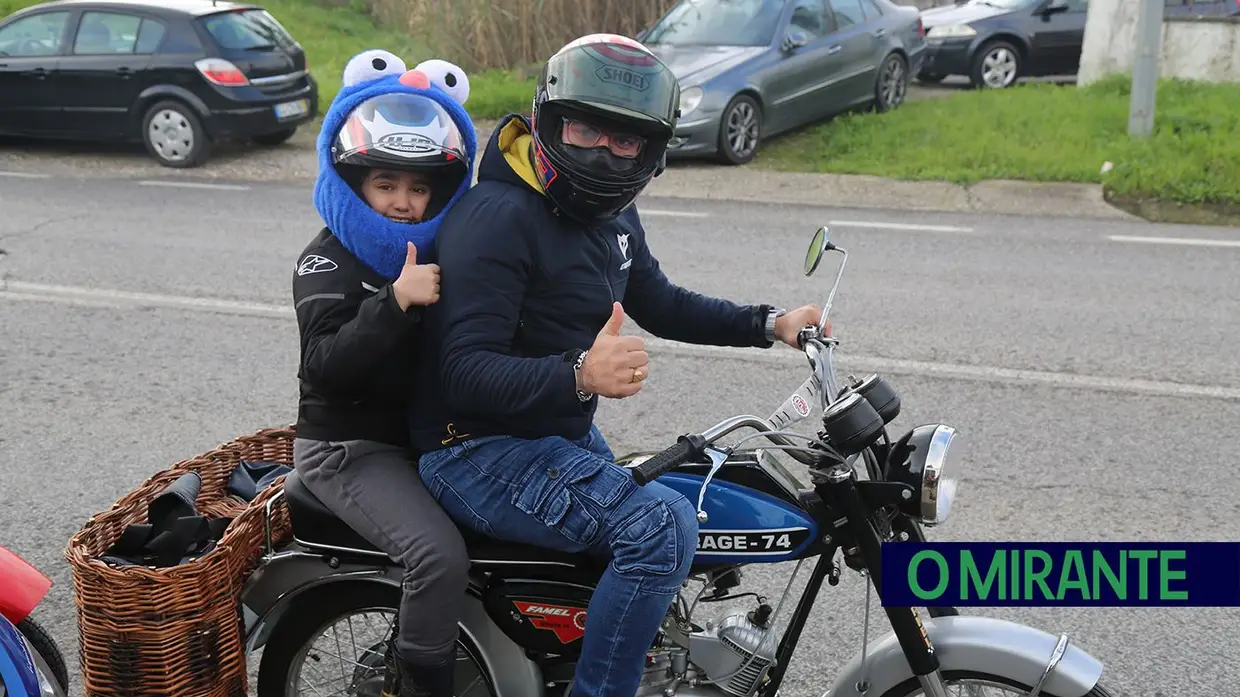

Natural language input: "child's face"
[361,169,433,223]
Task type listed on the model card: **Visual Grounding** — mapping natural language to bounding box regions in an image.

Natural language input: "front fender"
[821,615,1104,697]
[240,549,546,697]
[0,546,51,624]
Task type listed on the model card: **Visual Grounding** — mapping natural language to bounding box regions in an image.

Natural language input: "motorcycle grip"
[631,436,701,486]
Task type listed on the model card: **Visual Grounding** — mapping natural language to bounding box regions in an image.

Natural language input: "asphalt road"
[2,174,1239,697]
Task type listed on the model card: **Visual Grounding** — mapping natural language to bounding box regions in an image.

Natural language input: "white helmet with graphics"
[332,92,467,171]
[331,92,469,219]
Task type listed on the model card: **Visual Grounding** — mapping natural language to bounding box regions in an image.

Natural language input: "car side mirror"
[1040,0,1069,15]
[782,30,810,53]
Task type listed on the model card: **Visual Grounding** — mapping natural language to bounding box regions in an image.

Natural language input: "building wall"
[1079,0,1240,84]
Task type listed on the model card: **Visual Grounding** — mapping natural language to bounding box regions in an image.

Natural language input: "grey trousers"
[293,437,469,662]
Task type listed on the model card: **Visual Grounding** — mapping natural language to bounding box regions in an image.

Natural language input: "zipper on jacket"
[592,224,614,302]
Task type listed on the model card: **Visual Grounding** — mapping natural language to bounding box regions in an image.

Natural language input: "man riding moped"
[410,33,823,697]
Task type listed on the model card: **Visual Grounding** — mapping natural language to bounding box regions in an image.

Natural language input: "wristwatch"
[572,349,593,402]
[765,307,786,344]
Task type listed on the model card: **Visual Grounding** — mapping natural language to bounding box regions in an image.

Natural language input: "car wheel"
[874,53,909,112]
[969,40,1020,89]
[716,94,762,165]
[254,127,297,146]
[141,99,211,168]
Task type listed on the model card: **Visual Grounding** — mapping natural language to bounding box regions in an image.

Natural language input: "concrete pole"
[1128,0,1162,137]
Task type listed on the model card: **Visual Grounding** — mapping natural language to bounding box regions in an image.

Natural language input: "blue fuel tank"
[656,472,819,565]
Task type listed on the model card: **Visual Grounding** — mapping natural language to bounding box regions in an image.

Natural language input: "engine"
[633,608,778,697]
[480,571,779,697]
[685,611,779,696]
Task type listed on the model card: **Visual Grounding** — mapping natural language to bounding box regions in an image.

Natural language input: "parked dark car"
[636,0,928,165]
[916,0,1088,89]
[0,0,318,167]
[1163,0,1240,17]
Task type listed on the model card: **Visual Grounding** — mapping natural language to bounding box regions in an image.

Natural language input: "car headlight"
[886,424,962,526]
[927,24,977,39]
[679,86,704,117]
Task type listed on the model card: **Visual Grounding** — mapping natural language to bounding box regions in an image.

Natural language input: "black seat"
[282,470,596,568]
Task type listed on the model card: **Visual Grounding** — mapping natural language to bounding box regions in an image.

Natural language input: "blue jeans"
[418,425,699,697]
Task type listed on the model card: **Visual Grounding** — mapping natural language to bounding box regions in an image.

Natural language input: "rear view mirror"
[805,225,829,276]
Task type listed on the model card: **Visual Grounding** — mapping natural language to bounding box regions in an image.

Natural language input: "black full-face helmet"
[331,91,469,221]
[531,34,681,224]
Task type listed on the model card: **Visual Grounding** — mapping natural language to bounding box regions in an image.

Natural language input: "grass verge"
[253,0,538,117]
[755,74,1240,208]
[0,0,537,120]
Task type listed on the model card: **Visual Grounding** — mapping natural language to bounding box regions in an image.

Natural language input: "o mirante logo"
[880,541,1239,607]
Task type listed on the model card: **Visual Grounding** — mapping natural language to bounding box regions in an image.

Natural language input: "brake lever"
[694,446,731,523]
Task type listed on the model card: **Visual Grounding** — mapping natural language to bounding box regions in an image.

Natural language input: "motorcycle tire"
[878,670,1115,697]
[17,615,70,693]
[255,581,495,697]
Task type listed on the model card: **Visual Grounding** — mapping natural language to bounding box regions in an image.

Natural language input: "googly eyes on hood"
[340,51,471,107]
[414,59,470,105]
[343,49,407,87]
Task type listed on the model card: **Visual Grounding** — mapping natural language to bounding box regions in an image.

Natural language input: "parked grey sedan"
[639,0,927,165]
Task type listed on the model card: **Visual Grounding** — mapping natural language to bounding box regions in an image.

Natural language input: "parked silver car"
[639,0,927,164]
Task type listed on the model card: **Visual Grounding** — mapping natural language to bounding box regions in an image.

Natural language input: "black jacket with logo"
[409,115,775,452]
[293,227,423,447]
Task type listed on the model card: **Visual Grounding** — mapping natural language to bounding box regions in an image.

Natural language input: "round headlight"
[921,424,961,526]
[885,423,963,526]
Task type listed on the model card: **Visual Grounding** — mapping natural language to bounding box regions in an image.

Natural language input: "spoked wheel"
[878,671,1115,697]
[256,583,495,697]
[17,616,69,693]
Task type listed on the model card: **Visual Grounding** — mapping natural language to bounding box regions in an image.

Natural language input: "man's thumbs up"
[581,301,649,399]
[405,241,418,266]
[599,301,625,336]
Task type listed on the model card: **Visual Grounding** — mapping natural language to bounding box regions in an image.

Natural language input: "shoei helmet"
[331,91,469,221]
[531,34,681,224]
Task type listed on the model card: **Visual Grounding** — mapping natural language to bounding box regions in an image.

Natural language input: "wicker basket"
[64,427,295,697]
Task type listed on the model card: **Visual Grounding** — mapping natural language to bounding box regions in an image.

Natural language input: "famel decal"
[512,601,588,644]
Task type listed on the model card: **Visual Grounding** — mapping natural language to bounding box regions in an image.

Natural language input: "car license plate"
[274,99,308,120]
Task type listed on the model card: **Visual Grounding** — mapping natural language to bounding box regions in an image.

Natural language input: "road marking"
[1107,234,1240,249]
[0,171,51,179]
[137,180,251,191]
[1,281,291,317]
[829,220,976,233]
[642,209,711,218]
[4,280,1238,402]
[647,342,1240,402]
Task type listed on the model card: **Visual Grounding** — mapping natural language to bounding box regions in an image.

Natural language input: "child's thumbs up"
[393,242,438,310]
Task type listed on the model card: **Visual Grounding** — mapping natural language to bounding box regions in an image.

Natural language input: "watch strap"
[765,307,786,344]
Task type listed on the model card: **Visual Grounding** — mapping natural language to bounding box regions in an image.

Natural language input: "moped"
[1,545,69,696]
[240,225,1116,697]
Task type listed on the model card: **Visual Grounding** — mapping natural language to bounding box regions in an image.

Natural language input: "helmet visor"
[543,39,680,132]
[334,92,467,165]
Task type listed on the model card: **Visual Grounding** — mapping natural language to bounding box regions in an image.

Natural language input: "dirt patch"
[1104,192,1240,227]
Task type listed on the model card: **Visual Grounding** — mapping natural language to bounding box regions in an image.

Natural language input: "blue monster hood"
[313,51,478,280]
